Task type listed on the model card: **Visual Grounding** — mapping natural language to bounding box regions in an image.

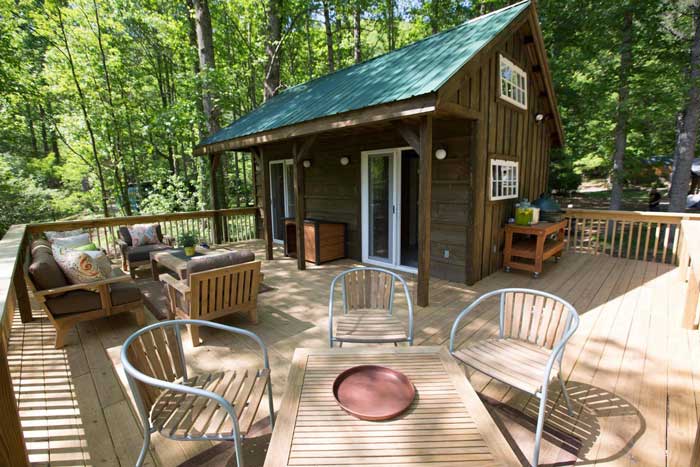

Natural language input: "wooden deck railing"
[678,220,700,330]
[563,209,700,264]
[26,207,258,258]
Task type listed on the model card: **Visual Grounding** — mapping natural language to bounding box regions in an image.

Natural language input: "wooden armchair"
[449,288,579,466]
[26,242,145,348]
[117,224,174,278]
[160,252,261,346]
[121,320,274,467]
[328,267,414,347]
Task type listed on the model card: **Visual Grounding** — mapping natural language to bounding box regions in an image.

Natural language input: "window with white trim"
[499,55,527,109]
[490,159,519,201]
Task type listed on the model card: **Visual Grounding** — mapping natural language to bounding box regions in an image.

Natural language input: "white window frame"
[490,159,519,201]
[499,55,527,110]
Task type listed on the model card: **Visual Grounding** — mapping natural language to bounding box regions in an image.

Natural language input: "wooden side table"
[503,220,566,277]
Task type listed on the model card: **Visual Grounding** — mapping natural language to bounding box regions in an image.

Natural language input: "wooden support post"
[682,267,699,329]
[253,147,273,260]
[0,343,28,466]
[417,116,433,307]
[209,152,224,244]
[12,270,32,324]
[292,137,317,271]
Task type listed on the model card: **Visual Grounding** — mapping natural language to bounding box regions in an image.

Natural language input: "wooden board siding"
[442,26,554,283]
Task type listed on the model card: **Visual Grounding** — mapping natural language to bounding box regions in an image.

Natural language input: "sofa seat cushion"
[29,249,69,291]
[46,290,101,316]
[127,243,172,263]
[184,250,256,279]
[45,283,141,316]
[110,282,142,306]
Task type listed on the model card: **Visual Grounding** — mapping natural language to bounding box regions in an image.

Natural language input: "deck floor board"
[7,240,699,466]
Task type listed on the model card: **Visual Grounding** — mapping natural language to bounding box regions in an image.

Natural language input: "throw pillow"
[45,229,84,242]
[52,246,112,284]
[52,233,91,249]
[128,224,159,247]
[72,242,99,251]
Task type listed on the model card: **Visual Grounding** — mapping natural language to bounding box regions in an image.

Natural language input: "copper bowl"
[332,365,416,421]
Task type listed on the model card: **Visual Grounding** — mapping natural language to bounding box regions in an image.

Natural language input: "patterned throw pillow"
[52,246,112,284]
[45,229,85,243]
[128,224,159,247]
[52,233,91,249]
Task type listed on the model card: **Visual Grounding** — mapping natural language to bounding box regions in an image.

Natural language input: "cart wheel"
[554,256,560,263]
[532,272,540,279]
[504,266,511,273]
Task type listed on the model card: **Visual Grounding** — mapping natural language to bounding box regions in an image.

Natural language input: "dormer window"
[499,55,527,109]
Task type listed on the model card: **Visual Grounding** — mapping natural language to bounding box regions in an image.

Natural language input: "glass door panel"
[368,153,394,262]
[284,163,295,218]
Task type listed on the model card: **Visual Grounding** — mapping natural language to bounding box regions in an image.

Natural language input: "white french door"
[361,147,420,273]
[269,159,294,243]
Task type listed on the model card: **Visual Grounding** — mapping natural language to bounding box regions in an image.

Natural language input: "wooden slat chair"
[161,255,261,347]
[328,267,414,347]
[449,288,579,467]
[121,320,274,467]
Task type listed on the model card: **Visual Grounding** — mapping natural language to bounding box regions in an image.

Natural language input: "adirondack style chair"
[121,320,274,467]
[160,252,261,347]
[449,288,580,467]
[328,267,414,347]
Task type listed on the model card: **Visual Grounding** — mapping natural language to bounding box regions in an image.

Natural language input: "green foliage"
[139,175,201,214]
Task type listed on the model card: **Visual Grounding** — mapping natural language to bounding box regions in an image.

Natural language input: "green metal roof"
[199,0,530,148]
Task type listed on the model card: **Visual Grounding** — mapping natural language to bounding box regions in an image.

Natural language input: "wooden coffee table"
[149,246,216,280]
[264,346,520,467]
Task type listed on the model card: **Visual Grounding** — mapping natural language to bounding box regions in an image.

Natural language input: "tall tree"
[192,0,220,135]
[386,0,396,50]
[670,0,700,212]
[264,0,281,101]
[354,2,362,64]
[323,1,335,72]
[610,8,634,211]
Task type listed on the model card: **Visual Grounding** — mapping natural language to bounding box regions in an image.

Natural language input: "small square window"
[499,55,527,109]
[490,159,519,201]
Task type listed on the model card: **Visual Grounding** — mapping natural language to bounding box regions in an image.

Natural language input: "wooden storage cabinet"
[284,219,347,265]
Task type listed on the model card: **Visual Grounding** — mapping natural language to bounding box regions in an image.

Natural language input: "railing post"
[12,271,32,324]
[682,268,700,330]
[209,153,224,244]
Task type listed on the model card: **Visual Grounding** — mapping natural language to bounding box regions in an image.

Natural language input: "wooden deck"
[8,240,699,466]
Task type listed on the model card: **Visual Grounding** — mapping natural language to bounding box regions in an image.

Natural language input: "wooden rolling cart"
[503,220,566,277]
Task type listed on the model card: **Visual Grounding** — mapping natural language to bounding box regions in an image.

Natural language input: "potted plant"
[178,232,197,256]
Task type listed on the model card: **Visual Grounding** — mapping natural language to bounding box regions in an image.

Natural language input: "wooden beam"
[252,147,273,260]
[391,121,420,153]
[209,152,223,244]
[292,136,316,270]
[435,102,482,121]
[13,269,31,324]
[417,116,433,307]
[194,94,437,155]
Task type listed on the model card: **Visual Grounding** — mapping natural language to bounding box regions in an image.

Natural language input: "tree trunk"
[47,100,60,162]
[264,0,281,101]
[25,104,38,158]
[306,7,314,79]
[354,3,361,64]
[430,0,440,34]
[670,0,700,212]
[610,9,633,211]
[323,1,335,72]
[56,6,109,217]
[192,0,220,135]
[386,0,395,51]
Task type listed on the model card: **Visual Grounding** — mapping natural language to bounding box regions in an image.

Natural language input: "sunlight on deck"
[7,241,700,467]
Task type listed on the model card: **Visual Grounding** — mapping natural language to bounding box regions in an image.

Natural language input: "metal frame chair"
[121,320,275,467]
[328,267,414,347]
[449,288,579,466]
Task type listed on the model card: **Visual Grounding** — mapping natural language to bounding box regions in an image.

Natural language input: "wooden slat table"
[264,347,520,467]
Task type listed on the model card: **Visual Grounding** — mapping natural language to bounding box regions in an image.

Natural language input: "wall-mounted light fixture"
[435,148,447,160]
[302,159,312,169]
[535,113,545,122]
[340,156,350,166]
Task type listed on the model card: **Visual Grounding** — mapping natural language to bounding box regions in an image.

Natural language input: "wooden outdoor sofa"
[26,240,145,348]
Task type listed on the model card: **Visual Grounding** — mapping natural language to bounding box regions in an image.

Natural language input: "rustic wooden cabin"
[194,0,564,306]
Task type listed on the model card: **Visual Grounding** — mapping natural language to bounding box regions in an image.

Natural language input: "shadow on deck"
[9,240,698,467]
